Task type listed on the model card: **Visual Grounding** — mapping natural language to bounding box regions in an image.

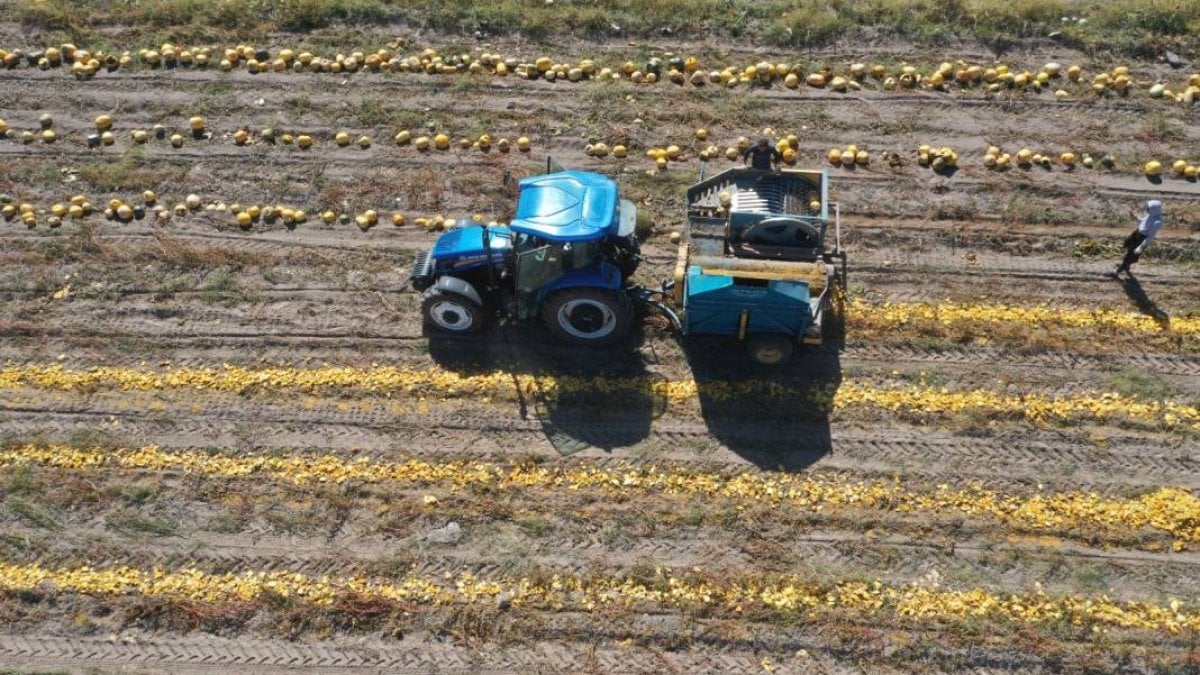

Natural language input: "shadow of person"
[426,323,662,456]
[682,293,844,472]
[1120,274,1170,328]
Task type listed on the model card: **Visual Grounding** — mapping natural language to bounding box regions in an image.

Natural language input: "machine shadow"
[427,324,663,456]
[683,294,845,471]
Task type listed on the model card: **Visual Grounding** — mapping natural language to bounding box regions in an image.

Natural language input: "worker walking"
[742,138,781,171]
[1112,200,1164,277]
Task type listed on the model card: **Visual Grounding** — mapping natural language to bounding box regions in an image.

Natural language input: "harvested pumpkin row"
[3,443,1200,546]
[0,365,1196,430]
[848,298,1200,337]
[3,561,1199,633]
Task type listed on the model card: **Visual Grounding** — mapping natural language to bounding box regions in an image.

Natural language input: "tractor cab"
[412,169,641,345]
[509,171,635,320]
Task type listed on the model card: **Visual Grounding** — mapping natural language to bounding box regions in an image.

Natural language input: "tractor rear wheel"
[542,288,631,346]
[746,333,794,365]
[422,288,485,335]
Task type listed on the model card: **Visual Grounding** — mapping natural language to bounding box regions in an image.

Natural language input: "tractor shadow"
[681,295,844,472]
[427,324,663,456]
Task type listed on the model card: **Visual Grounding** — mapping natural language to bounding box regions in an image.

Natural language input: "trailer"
[658,167,845,365]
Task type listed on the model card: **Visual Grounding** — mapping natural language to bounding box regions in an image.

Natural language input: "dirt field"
[0,17,1199,675]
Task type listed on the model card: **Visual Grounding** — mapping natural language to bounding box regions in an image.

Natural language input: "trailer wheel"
[543,288,631,346]
[746,333,794,365]
[422,288,485,334]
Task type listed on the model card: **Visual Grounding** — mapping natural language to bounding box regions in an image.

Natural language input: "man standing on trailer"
[742,138,781,172]
[1112,200,1164,277]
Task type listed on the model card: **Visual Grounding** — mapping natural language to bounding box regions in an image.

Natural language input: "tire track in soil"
[0,406,1194,490]
[0,634,797,675]
[2,331,1197,377]
[0,631,1079,675]
[4,252,1200,291]
[3,212,1190,252]
[5,222,1197,294]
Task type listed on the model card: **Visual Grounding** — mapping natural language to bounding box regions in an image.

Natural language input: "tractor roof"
[509,171,617,242]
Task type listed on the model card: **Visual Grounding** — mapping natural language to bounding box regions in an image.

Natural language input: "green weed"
[1106,368,1176,400]
[107,512,179,536]
[7,496,63,530]
[199,268,241,304]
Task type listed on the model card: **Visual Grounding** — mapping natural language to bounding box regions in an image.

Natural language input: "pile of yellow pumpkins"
[1144,159,1199,180]
[981,146,1108,171]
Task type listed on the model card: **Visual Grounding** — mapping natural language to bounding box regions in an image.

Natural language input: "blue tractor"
[409,169,642,345]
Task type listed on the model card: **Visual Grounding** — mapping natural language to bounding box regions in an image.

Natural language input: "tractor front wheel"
[542,288,631,346]
[746,333,794,365]
[422,288,485,335]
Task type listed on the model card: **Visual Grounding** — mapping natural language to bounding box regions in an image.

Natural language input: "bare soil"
[0,29,1198,674]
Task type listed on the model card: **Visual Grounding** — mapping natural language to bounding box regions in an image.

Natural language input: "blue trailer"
[660,167,845,364]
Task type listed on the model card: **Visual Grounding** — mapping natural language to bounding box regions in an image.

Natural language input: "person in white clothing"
[1113,200,1163,277]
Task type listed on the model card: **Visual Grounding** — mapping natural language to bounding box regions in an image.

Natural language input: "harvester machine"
[655,167,846,365]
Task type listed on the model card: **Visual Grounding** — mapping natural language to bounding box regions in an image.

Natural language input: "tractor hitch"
[628,284,682,333]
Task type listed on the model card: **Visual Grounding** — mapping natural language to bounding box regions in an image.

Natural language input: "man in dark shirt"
[742,138,781,171]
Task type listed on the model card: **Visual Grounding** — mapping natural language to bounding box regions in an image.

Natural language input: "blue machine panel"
[509,171,617,242]
[430,225,512,260]
[683,266,811,337]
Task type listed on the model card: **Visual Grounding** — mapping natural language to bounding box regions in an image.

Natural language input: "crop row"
[0,113,535,158]
[2,444,1198,545]
[1,190,484,232]
[4,42,1199,106]
[5,112,1199,185]
[0,365,1195,430]
[1,561,1196,634]
[848,299,1200,337]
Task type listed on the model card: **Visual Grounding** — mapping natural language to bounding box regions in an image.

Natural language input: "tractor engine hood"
[430,224,512,260]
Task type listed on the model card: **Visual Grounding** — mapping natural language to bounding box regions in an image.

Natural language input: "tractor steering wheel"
[740,217,821,247]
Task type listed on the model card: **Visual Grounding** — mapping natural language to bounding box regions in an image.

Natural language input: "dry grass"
[13,0,1200,55]
[149,232,273,270]
[76,152,189,193]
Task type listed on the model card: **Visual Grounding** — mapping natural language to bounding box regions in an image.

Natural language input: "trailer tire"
[746,333,794,365]
[543,288,631,346]
[422,288,485,335]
